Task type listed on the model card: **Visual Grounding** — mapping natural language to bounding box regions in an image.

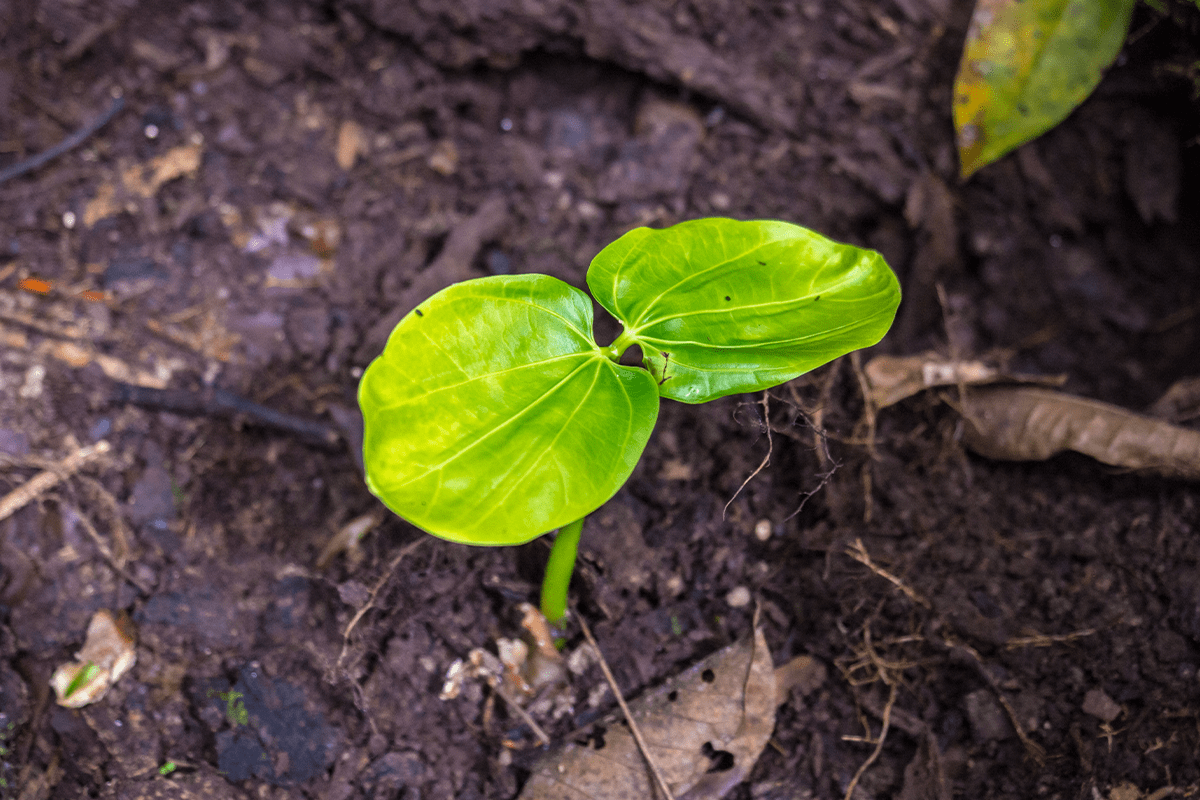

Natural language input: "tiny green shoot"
[63,662,101,699]
[206,689,249,727]
[158,761,177,776]
[359,218,900,622]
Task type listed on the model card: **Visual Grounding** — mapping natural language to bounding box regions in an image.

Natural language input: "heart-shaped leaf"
[953,0,1136,178]
[588,218,900,404]
[359,275,659,545]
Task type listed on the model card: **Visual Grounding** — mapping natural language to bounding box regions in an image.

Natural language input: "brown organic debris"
[961,386,1200,480]
[49,610,137,708]
[519,626,777,800]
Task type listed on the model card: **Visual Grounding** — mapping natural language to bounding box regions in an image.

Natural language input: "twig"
[842,682,897,800]
[845,538,931,609]
[337,536,427,670]
[0,440,111,523]
[933,635,1046,763]
[724,392,772,518]
[574,610,676,800]
[491,682,552,747]
[0,96,125,185]
[64,500,152,596]
[109,381,341,448]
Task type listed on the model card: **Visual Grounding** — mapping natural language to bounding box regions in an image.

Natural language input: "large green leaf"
[587,218,901,404]
[953,0,1136,178]
[359,274,659,546]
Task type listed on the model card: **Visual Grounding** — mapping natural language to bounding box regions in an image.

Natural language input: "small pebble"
[754,519,772,541]
[726,586,752,608]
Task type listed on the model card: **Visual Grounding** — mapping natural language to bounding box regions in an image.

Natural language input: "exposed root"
[0,440,111,524]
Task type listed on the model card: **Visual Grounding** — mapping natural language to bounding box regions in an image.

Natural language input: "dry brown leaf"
[49,609,137,708]
[863,352,1063,409]
[962,386,1200,480]
[84,142,204,226]
[519,628,776,800]
[1148,376,1200,423]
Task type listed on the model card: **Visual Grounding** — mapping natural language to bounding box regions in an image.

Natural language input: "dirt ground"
[1,1,1199,798]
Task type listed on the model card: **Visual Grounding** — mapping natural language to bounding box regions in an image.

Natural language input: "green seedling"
[207,689,249,727]
[62,662,101,700]
[359,217,900,622]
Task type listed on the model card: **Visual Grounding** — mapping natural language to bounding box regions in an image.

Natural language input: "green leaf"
[588,218,900,404]
[953,0,1137,178]
[359,274,659,546]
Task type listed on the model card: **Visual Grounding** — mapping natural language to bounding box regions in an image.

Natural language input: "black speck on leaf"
[724,295,731,301]
[814,295,820,301]
[415,309,424,317]
[757,260,766,266]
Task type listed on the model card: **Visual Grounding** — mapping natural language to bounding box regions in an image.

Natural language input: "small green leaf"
[360,275,659,545]
[953,0,1136,178]
[588,218,900,404]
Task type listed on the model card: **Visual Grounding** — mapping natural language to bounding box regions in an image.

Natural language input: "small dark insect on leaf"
[725,296,731,301]
[814,295,820,301]
[415,309,424,317]
[756,260,766,265]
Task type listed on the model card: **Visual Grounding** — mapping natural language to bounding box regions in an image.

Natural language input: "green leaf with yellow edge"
[953,0,1136,178]
[588,218,901,404]
[359,274,659,546]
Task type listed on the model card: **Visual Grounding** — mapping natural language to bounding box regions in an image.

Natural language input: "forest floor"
[1,1,1199,798]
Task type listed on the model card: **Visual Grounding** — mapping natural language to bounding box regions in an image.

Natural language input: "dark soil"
[2,1,1199,798]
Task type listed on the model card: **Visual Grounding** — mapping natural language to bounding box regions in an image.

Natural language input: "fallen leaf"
[953,0,1137,178]
[519,628,776,800]
[962,386,1200,480]
[863,352,1062,409]
[1148,376,1200,424]
[50,609,137,708]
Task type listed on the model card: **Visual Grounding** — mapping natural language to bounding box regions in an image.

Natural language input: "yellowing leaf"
[519,628,776,800]
[953,0,1136,178]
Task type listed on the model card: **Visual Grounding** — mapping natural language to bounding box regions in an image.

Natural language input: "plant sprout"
[359,218,900,622]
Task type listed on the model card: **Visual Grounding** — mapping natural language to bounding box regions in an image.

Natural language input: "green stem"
[540,516,584,623]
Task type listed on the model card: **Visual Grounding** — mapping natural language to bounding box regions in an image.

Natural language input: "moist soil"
[1,1,1199,798]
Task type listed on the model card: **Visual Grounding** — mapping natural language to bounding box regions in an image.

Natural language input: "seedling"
[359,218,900,621]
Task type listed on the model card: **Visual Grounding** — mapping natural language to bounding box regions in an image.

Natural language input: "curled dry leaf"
[50,609,137,708]
[863,352,1062,409]
[519,627,776,800]
[962,386,1200,480]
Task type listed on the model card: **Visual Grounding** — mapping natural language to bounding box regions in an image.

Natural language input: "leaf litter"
[519,626,777,800]
[961,386,1200,480]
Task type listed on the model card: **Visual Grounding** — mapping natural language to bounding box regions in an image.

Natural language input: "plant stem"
[540,516,584,623]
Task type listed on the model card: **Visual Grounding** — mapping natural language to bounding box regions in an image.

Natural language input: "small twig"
[724,392,772,518]
[490,682,552,747]
[933,635,1046,763]
[110,381,341,448]
[0,440,111,523]
[0,96,125,185]
[845,538,931,609]
[337,536,427,670]
[842,682,897,800]
[574,610,677,800]
[64,500,152,596]
[1004,629,1097,649]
